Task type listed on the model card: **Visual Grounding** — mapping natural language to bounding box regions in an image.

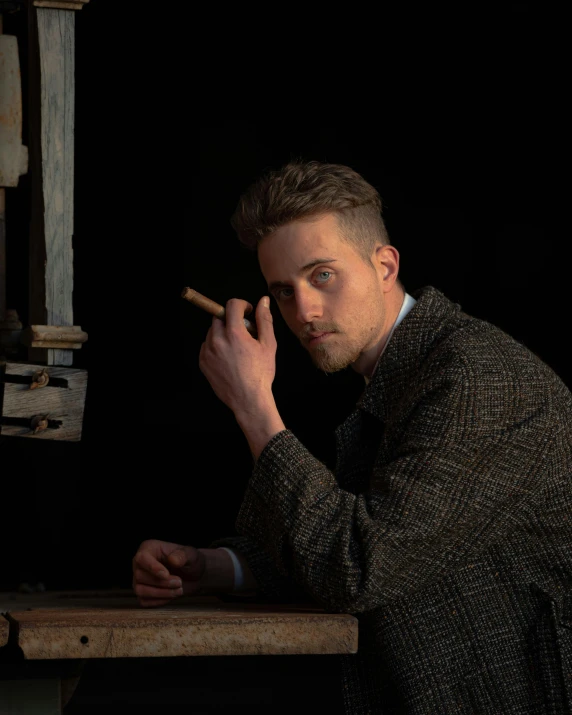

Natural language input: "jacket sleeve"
[210,534,309,602]
[234,350,569,613]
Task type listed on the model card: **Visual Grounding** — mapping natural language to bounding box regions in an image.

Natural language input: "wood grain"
[0,590,358,659]
[1,361,87,440]
[28,8,76,367]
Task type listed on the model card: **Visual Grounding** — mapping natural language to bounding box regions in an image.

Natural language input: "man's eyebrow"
[268,258,338,291]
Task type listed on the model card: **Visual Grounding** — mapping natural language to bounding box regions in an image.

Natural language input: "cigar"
[181,287,257,336]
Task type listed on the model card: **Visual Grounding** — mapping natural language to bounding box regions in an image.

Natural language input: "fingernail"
[169,579,181,587]
[262,296,270,308]
[157,570,168,579]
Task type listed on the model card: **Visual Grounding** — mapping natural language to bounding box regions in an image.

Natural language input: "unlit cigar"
[181,287,257,336]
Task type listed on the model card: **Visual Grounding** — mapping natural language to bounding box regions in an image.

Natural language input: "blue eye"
[316,271,331,283]
[276,287,294,300]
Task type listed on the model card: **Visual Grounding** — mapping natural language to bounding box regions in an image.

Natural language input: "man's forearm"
[234,396,286,460]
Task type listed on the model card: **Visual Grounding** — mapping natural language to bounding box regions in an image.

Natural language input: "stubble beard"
[299,328,362,373]
[310,341,362,373]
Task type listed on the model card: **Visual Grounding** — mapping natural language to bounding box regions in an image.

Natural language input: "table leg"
[0,678,61,715]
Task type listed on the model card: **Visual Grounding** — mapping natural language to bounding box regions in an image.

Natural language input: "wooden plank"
[0,34,28,188]
[28,8,75,367]
[0,361,87,440]
[0,29,29,323]
[21,324,88,349]
[1,590,358,660]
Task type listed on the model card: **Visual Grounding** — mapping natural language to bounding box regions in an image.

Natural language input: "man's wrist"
[234,398,286,460]
[195,548,235,594]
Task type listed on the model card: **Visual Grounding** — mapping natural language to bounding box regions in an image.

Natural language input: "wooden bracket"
[21,325,88,349]
[0,361,87,440]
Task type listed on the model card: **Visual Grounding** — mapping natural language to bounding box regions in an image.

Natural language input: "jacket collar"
[357,286,464,421]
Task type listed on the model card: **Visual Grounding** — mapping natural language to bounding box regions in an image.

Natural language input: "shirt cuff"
[217,547,245,591]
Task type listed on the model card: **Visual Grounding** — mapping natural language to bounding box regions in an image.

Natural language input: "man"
[133,161,572,714]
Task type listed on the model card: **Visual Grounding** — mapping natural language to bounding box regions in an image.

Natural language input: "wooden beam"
[27,6,76,366]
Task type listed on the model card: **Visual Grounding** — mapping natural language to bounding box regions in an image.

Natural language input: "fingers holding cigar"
[181,287,258,337]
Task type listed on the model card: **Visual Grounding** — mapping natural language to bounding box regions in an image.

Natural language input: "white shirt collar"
[364,292,416,384]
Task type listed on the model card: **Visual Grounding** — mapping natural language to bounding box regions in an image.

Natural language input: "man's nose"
[295,289,322,324]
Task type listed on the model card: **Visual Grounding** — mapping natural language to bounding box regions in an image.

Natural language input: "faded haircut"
[230,160,391,260]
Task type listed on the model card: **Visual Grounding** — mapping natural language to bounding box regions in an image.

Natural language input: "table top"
[0,590,358,660]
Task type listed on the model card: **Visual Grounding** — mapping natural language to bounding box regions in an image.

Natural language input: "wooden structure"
[0,589,358,713]
[0,0,89,441]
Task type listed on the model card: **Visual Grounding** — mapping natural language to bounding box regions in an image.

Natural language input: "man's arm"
[232,348,569,614]
[197,291,568,613]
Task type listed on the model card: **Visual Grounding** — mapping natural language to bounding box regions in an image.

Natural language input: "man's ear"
[373,244,400,291]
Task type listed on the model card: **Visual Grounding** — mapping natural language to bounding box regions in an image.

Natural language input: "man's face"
[258,213,396,374]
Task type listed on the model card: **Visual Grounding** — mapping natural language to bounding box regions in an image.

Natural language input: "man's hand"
[132,540,237,608]
[199,296,276,416]
[132,539,205,607]
[199,296,286,458]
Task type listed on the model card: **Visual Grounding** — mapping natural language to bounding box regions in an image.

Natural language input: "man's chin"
[308,346,356,374]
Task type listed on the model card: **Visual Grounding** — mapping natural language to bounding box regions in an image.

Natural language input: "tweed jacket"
[216,286,572,714]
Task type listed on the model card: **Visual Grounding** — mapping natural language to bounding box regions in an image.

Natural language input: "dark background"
[0,2,567,711]
[0,0,567,591]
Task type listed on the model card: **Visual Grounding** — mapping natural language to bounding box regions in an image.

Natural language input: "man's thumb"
[168,547,193,568]
[256,296,274,339]
[168,547,204,576]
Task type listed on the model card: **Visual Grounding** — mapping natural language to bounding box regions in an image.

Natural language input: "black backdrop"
[1,2,567,593]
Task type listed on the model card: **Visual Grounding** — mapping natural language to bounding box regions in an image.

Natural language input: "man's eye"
[276,288,294,300]
[316,271,331,283]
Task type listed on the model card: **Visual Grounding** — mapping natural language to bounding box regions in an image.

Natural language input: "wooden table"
[0,590,358,713]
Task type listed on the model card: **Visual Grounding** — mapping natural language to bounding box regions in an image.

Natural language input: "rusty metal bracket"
[0,413,62,434]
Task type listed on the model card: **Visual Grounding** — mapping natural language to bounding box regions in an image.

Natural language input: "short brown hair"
[230,160,391,259]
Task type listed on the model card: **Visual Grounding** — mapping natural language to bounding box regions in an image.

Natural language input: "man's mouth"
[306,331,334,346]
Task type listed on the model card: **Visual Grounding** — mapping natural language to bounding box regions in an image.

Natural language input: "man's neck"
[352,286,406,378]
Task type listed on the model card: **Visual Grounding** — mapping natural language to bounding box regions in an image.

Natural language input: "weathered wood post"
[0,0,89,441]
[26,0,90,367]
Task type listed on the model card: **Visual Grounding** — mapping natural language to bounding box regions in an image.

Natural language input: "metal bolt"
[30,367,49,390]
[30,413,50,434]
